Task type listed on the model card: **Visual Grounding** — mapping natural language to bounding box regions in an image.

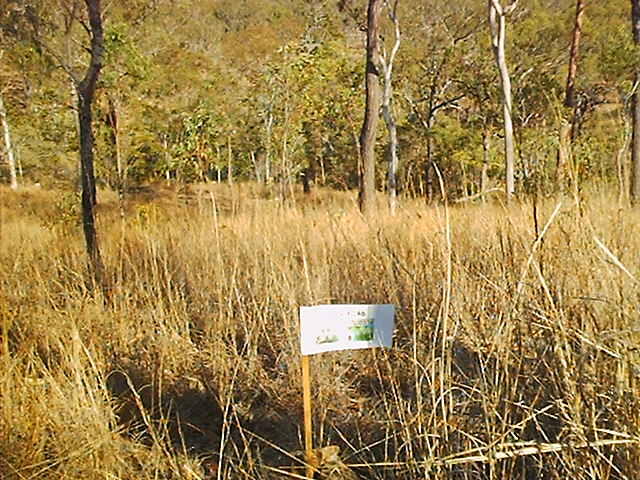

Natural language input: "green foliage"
[170,106,227,181]
[237,38,363,188]
[597,25,639,83]
[102,23,150,86]
[44,190,81,233]
[2,0,638,196]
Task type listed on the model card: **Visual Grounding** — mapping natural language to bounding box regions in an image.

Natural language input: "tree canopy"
[0,0,635,199]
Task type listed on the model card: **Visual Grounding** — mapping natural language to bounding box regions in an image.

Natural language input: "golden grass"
[1,183,639,479]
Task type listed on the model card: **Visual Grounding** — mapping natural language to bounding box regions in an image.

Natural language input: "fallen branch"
[269,437,639,477]
[435,437,639,467]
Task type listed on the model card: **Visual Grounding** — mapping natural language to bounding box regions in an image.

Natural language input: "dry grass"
[1,183,639,479]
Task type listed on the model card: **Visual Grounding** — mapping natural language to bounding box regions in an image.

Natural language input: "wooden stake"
[301,354,314,479]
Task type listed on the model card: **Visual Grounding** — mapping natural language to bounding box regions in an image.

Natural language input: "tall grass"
[1,184,639,479]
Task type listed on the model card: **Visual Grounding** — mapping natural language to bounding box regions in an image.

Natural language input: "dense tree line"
[0,0,637,201]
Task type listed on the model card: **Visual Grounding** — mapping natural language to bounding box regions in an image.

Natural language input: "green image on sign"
[316,329,339,344]
[350,320,374,341]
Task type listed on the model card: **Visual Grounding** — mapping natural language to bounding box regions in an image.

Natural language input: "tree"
[73,0,105,286]
[631,0,640,204]
[402,3,479,201]
[6,0,105,284]
[565,0,585,109]
[379,0,401,214]
[358,0,383,218]
[457,54,500,201]
[0,23,21,190]
[488,0,518,201]
[0,90,18,189]
[558,0,586,190]
[3,0,635,199]
[97,19,153,202]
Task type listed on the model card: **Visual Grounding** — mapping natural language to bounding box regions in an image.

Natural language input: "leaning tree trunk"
[631,0,640,204]
[76,0,105,287]
[558,0,585,191]
[358,0,383,218]
[489,0,517,201]
[0,93,18,190]
[565,0,585,109]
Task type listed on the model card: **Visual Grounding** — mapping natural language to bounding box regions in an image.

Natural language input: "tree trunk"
[617,113,631,203]
[302,124,320,195]
[558,0,585,191]
[565,0,585,109]
[319,154,326,186]
[163,135,172,181]
[77,0,105,287]
[251,151,259,182]
[302,156,317,195]
[358,0,383,218]
[425,117,435,203]
[265,111,273,184]
[0,93,18,190]
[106,95,124,194]
[227,135,233,185]
[481,129,490,203]
[380,1,401,215]
[557,120,571,189]
[302,168,311,194]
[78,93,102,279]
[385,117,399,212]
[631,0,640,204]
[489,0,517,201]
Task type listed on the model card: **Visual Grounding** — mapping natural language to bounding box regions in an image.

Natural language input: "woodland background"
[0,0,636,198]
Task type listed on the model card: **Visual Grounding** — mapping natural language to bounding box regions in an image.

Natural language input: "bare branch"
[404,94,430,130]
[489,0,504,16]
[103,0,116,16]
[488,2,500,48]
[79,18,92,36]
[380,0,401,83]
[504,0,519,16]
[432,94,465,113]
[60,1,81,33]
[31,37,80,84]
[452,25,481,44]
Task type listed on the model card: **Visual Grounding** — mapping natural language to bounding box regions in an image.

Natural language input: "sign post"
[301,354,314,479]
[299,304,395,478]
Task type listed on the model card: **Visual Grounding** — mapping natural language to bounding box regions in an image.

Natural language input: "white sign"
[299,304,395,355]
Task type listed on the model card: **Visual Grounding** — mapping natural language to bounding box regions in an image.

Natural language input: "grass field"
[1,183,639,479]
